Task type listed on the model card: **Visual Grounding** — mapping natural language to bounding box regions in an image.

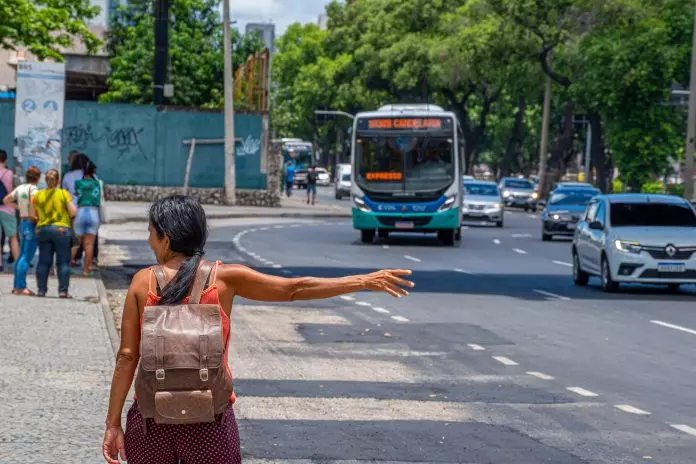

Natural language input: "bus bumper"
[352,207,461,231]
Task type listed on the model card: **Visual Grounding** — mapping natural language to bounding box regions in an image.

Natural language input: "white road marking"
[290,224,301,228]
[650,320,696,337]
[670,424,696,437]
[274,225,285,229]
[467,344,485,351]
[260,227,269,231]
[249,228,257,232]
[533,289,571,301]
[372,307,390,314]
[340,295,356,301]
[281,270,292,275]
[391,315,410,322]
[553,260,573,267]
[404,255,421,262]
[461,226,470,230]
[614,405,651,415]
[272,264,283,269]
[383,245,390,249]
[513,248,528,255]
[492,356,519,366]
[566,387,599,397]
[528,214,536,219]
[454,268,473,274]
[527,371,555,380]
[512,234,532,238]
[493,239,501,244]
[355,301,372,307]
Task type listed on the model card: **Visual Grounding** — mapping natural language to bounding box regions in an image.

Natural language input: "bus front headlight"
[353,196,371,213]
[438,196,457,212]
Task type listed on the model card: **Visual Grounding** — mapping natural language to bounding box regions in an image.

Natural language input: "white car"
[572,194,696,292]
[316,168,330,186]
[335,172,351,199]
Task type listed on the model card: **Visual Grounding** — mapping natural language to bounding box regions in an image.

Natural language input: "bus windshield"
[355,135,454,192]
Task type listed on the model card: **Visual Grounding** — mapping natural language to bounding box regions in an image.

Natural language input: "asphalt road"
[101,211,696,463]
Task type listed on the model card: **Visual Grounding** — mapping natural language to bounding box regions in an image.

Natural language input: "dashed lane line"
[404,255,421,263]
[533,289,572,301]
[650,320,696,337]
[670,424,696,437]
[526,371,555,380]
[382,245,390,249]
[553,260,573,267]
[260,227,269,231]
[272,264,283,269]
[391,315,410,322]
[567,387,599,397]
[614,405,651,415]
[274,225,285,229]
[513,248,528,255]
[492,356,519,366]
[511,234,532,238]
[372,307,390,314]
[355,301,372,307]
[493,239,501,245]
[340,295,356,302]
[467,344,485,351]
[454,268,474,274]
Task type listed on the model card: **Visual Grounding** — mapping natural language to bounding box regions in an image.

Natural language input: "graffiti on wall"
[237,135,261,157]
[62,124,147,159]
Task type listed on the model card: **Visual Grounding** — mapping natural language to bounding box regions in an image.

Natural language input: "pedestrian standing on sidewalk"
[72,160,101,277]
[285,161,295,197]
[3,165,40,295]
[306,164,317,205]
[102,195,413,464]
[0,149,19,267]
[30,169,77,298]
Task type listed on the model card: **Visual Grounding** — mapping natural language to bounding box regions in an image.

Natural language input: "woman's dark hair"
[25,165,41,183]
[149,195,208,305]
[83,160,97,178]
[70,153,89,171]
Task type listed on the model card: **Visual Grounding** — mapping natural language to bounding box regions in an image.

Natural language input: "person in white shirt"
[62,152,89,200]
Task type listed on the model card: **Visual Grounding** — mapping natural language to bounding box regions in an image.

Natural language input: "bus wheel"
[378,230,389,239]
[438,230,455,246]
[361,229,375,244]
[455,228,461,241]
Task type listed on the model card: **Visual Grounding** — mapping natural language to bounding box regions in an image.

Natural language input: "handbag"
[98,179,107,224]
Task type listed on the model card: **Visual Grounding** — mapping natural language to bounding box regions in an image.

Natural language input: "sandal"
[36,292,46,298]
[59,292,72,299]
[12,289,35,296]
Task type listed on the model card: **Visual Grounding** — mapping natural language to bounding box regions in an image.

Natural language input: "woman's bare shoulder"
[129,267,152,294]
[215,262,252,280]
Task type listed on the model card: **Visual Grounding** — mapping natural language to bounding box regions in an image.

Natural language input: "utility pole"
[153,0,170,105]
[684,2,696,200]
[223,0,236,205]
[584,122,592,183]
[537,75,552,196]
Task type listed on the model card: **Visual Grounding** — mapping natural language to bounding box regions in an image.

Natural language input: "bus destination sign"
[360,117,451,131]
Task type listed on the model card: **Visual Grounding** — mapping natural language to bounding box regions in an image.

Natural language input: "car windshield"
[549,190,598,206]
[503,179,533,190]
[465,183,498,196]
[610,202,696,227]
[341,173,351,181]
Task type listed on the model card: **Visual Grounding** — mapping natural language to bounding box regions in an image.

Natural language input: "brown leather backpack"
[134,260,234,424]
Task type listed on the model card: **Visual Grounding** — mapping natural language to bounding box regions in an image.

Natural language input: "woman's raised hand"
[363,269,414,298]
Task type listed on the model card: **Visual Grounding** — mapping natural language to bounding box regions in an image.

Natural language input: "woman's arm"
[65,190,78,218]
[218,264,413,302]
[105,269,148,427]
[29,202,38,222]
[3,189,16,208]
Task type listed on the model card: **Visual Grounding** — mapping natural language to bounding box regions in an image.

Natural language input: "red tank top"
[137,261,236,404]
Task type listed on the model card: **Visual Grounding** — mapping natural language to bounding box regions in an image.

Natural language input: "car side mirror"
[589,221,604,230]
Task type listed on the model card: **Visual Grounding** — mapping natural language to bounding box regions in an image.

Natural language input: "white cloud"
[230,0,329,35]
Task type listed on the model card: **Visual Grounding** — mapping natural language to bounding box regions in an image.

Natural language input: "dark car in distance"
[541,187,600,241]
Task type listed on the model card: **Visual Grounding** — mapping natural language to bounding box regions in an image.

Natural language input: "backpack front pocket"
[154,390,215,424]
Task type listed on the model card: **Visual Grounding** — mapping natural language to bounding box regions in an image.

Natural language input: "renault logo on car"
[666,245,677,257]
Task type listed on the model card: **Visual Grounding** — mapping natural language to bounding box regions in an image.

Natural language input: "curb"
[95,268,120,355]
[107,211,352,224]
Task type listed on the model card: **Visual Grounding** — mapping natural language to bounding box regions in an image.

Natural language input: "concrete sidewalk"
[0,273,116,463]
[105,196,351,224]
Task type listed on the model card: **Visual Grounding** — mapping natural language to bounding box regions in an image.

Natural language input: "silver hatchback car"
[572,194,696,292]
[462,180,504,227]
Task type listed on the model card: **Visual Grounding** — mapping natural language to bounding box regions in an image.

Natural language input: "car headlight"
[502,190,511,198]
[614,240,642,254]
[438,195,457,212]
[532,192,539,199]
[552,214,561,220]
[353,196,371,213]
[491,203,502,209]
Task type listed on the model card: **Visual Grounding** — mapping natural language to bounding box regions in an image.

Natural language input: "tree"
[101,0,263,107]
[0,0,100,60]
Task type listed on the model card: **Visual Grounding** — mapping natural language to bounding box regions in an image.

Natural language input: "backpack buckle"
[156,369,165,380]
[199,368,209,382]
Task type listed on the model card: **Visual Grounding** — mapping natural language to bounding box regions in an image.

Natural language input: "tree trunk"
[543,101,574,196]
[587,113,610,193]
[499,96,526,178]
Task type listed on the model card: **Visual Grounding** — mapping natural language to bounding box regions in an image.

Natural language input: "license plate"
[658,262,686,273]
[566,223,576,230]
[467,211,483,216]
[395,221,414,229]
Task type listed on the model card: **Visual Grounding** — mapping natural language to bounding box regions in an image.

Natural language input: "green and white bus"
[350,104,464,245]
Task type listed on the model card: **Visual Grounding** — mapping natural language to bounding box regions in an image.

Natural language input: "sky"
[231,0,330,35]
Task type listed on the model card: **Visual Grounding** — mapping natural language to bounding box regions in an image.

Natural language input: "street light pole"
[537,75,552,196]
[684,2,696,200]
[315,110,355,120]
[223,0,236,205]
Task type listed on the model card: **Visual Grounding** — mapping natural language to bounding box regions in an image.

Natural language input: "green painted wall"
[0,101,266,189]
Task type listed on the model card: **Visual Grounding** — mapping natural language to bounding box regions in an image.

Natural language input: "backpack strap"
[189,260,213,304]
[153,266,169,295]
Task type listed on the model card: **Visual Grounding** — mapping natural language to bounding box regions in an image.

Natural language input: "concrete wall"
[0,100,267,190]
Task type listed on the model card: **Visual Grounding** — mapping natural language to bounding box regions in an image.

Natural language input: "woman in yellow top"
[30,169,77,298]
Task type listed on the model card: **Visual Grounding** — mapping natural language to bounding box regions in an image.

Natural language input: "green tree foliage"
[101,0,263,107]
[0,0,101,60]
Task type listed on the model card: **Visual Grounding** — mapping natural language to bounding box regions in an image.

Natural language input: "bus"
[350,104,464,245]
[275,138,317,188]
